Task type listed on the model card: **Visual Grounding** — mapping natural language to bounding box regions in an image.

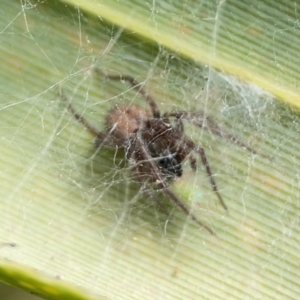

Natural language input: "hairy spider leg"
[94,68,161,118]
[133,164,171,217]
[194,145,228,211]
[189,155,197,170]
[175,136,228,211]
[59,88,119,148]
[134,131,215,235]
[59,88,104,138]
[163,111,267,158]
[174,116,185,135]
[162,187,215,235]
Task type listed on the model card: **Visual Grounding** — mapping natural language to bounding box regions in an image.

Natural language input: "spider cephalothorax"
[60,70,262,235]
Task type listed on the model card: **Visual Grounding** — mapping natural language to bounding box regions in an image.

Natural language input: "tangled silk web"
[57,55,276,237]
[2,2,300,300]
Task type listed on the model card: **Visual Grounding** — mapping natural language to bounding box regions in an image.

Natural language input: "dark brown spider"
[60,69,263,235]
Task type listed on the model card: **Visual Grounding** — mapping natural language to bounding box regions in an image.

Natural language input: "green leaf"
[0,1,299,299]
[63,0,300,108]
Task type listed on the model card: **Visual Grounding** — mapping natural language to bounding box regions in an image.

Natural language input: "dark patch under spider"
[59,69,264,235]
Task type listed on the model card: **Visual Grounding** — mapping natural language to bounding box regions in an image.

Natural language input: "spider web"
[0,1,300,300]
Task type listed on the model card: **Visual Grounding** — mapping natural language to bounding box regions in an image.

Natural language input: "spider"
[60,69,262,235]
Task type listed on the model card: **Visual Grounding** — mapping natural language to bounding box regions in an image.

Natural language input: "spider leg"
[174,117,184,135]
[201,115,267,157]
[189,155,197,171]
[133,132,215,234]
[94,69,161,118]
[59,87,122,149]
[163,111,266,157]
[191,143,228,211]
[134,166,171,217]
[59,88,106,139]
[162,187,215,235]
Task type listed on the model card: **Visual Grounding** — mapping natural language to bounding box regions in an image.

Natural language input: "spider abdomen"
[106,104,150,140]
